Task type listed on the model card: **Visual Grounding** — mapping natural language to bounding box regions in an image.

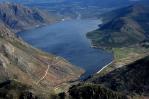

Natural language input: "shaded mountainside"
[88,56,149,96]
[70,3,149,99]
[87,4,149,48]
[0,80,41,99]
[69,55,149,99]
[0,3,57,32]
[69,83,128,99]
[0,24,84,98]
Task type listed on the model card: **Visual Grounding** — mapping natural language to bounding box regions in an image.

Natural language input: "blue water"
[17,19,113,78]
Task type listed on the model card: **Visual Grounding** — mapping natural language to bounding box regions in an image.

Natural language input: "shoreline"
[18,19,111,80]
[89,44,114,74]
[90,44,114,74]
[97,60,114,74]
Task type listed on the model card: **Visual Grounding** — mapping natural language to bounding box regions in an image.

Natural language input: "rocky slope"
[87,4,149,48]
[0,18,83,98]
[0,3,57,32]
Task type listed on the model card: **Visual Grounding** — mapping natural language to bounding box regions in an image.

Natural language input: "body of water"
[17,19,113,78]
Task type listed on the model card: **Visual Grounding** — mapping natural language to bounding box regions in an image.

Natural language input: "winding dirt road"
[36,58,61,85]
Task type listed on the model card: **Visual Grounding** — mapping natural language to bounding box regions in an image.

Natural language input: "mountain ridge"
[0,3,84,99]
[87,4,149,48]
[67,3,149,99]
[68,55,149,99]
[0,3,57,32]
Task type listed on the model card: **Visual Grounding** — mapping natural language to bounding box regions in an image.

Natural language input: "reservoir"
[17,19,113,78]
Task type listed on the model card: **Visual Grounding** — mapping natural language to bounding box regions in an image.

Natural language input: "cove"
[17,19,113,78]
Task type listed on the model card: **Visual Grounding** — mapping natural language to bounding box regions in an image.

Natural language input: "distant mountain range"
[0,0,140,20]
[0,0,147,6]
[0,0,66,3]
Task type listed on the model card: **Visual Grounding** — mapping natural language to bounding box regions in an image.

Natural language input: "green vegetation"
[112,47,147,61]
[71,55,149,99]
[0,80,37,99]
[87,55,149,98]
[73,4,149,99]
[69,83,128,99]
[86,4,149,79]
[92,47,149,77]
[87,5,149,48]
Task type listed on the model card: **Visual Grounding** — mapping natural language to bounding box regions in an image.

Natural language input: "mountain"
[67,0,132,8]
[0,21,85,99]
[0,3,84,99]
[67,3,149,99]
[12,0,139,7]
[87,4,149,48]
[87,55,149,97]
[19,0,138,20]
[0,23,84,98]
[0,0,67,3]
[69,83,128,99]
[68,55,149,99]
[0,3,57,32]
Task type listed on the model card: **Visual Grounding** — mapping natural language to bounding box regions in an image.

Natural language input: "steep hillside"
[87,4,149,48]
[69,83,128,99]
[0,80,44,99]
[0,3,57,32]
[0,24,84,98]
[89,55,149,98]
[68,4,149,99]
[68,55,149,99]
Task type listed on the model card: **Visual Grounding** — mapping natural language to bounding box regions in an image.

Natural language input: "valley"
[0,0,149,99]
[17,19,113,78]
[68,3,149,99]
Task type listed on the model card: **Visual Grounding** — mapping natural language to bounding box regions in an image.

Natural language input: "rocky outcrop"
[0,3,57,32]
